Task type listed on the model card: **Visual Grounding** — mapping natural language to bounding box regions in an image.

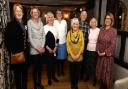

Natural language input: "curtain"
[0,0,12,89]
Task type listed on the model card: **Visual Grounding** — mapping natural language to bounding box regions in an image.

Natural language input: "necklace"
[70,29,80,44]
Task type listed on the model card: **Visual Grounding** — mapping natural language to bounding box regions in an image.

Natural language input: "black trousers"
[80,43,87,79]
[45,53,56,81]
[30,54,43,88]
[11,63,28,89]
[80,51,87,79]
[69,62,81,89]
[86,50,98,80]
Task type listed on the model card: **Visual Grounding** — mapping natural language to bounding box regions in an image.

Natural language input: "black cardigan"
[4,18,26,54]
[45,31,56,50]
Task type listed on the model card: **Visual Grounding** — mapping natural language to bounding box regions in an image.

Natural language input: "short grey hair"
[71,18,79,27]
[46,12,54,23]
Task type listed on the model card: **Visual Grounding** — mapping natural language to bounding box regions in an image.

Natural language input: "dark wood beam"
[9,0,87,6]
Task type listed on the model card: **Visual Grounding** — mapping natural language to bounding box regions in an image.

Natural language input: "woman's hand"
[53,47,57,53]
[70,52,80,61]
[41,47,45,53]
[98,51,105,56]
[73,52,81,61]
[76,52,81,59]
[36,48,41,53]
[46,46,53,53]
[37,47,45,54]
[48,48,53,53]
[70,53,76,61]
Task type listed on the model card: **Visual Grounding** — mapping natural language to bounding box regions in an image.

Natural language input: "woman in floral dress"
[96,12,117,89]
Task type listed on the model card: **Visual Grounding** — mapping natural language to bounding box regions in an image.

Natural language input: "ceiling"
[9,0,87,6]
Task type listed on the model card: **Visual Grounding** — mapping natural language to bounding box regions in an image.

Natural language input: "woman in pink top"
[86,17,100,86]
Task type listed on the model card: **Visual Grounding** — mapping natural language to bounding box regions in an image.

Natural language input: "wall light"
[119,15,122,19]
[64,13,69,19]
[44,14,47,18]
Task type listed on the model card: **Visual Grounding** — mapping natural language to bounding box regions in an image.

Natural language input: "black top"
[45,31,55,50]
[4,18,26,54]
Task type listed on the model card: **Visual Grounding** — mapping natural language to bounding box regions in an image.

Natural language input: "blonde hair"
[71,18,79,27]
[46,12,54,23]
[89,17,98,27]
[104,12,114,26]
[30,6,40,17]
[13,4,23,16]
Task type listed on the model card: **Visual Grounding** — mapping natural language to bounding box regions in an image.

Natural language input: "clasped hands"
[98,51,105,56]
[46,46,57,53]
[36,47,45,54]
[70,52,81,61]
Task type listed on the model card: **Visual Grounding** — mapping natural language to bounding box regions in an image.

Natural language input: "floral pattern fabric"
[96,27,117,87]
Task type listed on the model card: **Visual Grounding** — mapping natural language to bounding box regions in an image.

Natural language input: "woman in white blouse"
[27,7,45,89]
[86,17,100,86]
[54,10,67,76]
[44,12,59,86]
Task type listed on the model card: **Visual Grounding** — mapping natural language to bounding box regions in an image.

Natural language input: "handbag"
[11,52,25,64]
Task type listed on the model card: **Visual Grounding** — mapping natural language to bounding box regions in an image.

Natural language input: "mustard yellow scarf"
[70,29,80,44]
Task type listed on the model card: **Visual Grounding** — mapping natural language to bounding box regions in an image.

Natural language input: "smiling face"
[56,10,62,20]
[31,8,40,19]
[14,5,23,21]
[47,16,54,24]
[72,22,79,31]
[46,12,54,25]
[80,11,87,22]
[105,15,112,27]
[71,18,79,31]
[90,18,97,28]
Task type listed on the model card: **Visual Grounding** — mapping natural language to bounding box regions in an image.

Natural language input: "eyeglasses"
[105,17,111,20]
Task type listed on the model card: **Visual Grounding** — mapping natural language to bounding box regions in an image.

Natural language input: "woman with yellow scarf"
[66,18,84,89]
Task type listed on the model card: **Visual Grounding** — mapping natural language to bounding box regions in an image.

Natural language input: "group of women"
[4,3,117,89]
